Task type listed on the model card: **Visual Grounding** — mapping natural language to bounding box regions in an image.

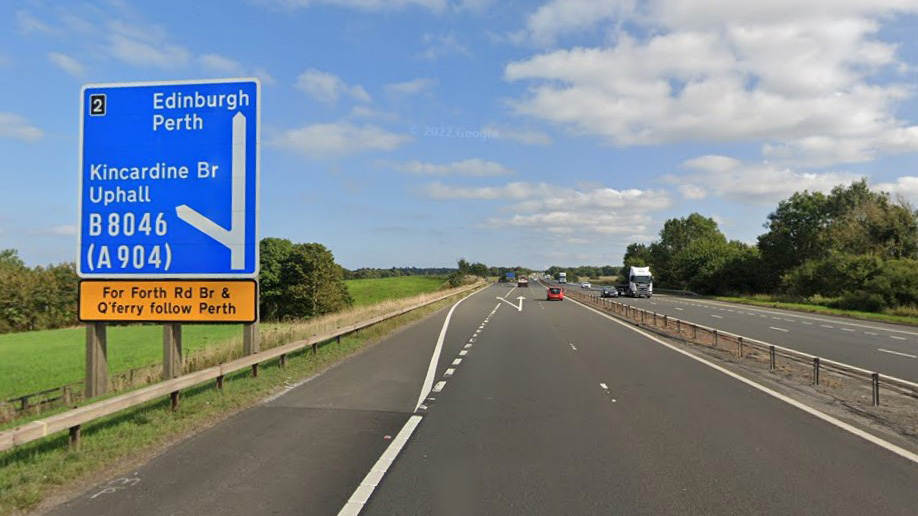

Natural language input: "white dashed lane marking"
[878,349,917,358]
[769,327,789,332]
[432,381,446,393]
[711,315,723,319]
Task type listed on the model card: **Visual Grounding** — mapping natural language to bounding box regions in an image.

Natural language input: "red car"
[547,287,564,301]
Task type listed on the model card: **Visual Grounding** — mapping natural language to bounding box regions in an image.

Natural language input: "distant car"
[518,277,529,287]
[547,287,564,301]
[581,282,591,289]
[600,287,618,298]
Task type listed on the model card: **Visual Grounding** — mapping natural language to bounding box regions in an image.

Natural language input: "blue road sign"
[79,79,260,278]
[506,272,516,279]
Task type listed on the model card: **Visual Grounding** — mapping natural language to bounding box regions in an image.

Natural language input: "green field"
[0,324,243,400]
[345,276,446,306]
[0,276,448,401]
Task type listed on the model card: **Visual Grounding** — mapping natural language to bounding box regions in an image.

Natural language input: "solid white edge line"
[877,349,917,359]
[414,287,485,411]
[338,415,423,516]
[568,297,918,466]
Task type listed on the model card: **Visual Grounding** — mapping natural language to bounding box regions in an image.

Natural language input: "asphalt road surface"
[46,283,918,516]
[557,280,918,382]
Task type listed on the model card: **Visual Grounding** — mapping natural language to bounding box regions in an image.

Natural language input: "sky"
[1,0,918,270]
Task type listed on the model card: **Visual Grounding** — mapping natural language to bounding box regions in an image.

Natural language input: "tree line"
[0,250,79,333]
[0,241,494,333]
[623,180,918,312]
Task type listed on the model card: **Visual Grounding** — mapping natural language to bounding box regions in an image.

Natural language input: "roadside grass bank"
[345,276,447,307]
[0,325,243,401]
[712,295,918,327]
[0,275,453,410]
[0,282,484,516]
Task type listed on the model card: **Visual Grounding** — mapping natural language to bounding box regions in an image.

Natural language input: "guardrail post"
[312,335,318,355]
[692,323,697,339]
[663,314,668,329]
[163,323,183,380]
[244,322,260,356]
[170,391,180,411]
[653,312,657,326]
[69,425,81,450]
[641,310,645,323]
[676,319,681,333]
[85,322,109,399]
[216,375,224,390]
[769,346,776,370]
[872,373,880,406]
[737,337,744,358]
[713,330,719,347]
[336,335,341,344]
[813,358,820,385]
[63,386,72,405]
[20,396,29,412]
[279,354,287,368]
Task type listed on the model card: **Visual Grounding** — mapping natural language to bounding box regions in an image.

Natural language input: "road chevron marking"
[567,296,918,466]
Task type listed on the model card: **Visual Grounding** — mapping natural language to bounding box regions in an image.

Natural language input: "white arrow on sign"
[496,296,526,312]
[176,112,247,270]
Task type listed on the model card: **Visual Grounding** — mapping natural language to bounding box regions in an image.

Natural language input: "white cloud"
[455,0,496,12]
[420,32,471,61]
[350,106,397,120]
[672,155,860,203]
[16,10,55,35]
[107,21,190,68]
[525,0,630,46]
[48,52,85,77]
[0,113,43,142]
[423,181,671,235]
[253,68,277,86]
[385,78,437,96]
[677,184,708,200]
[33,225,78,237]
[505,2,918,167]
[423,181,544,200]
[395,159,513,176]
[296,69,371,104]
[199,53,246,75]
[482,125,553,145]
[273,122,411,157]
[875,176,918,202]
[266,0,449,11]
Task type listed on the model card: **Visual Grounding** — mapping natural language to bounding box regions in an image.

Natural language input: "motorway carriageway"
[45,283,918,516]
[570,282,918,382]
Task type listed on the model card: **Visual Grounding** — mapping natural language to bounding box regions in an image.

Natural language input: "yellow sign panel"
[80,280,257,323]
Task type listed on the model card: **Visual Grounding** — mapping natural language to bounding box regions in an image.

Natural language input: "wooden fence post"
[163,323,183,380]
[85,322,109,399]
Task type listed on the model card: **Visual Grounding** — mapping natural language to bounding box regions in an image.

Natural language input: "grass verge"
[0,276,452,404]
[0,284,483,516]
[712,296,918,327]
[345,276,447,307]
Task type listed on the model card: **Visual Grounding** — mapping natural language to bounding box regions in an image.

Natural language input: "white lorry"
[558,272,567,284]
[616,266,653,297]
